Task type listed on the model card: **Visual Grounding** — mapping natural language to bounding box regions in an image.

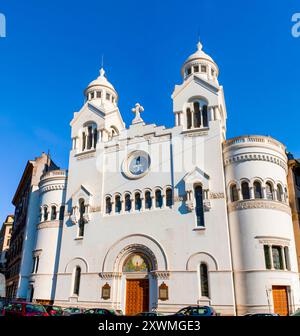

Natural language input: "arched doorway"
[123,254,150,315]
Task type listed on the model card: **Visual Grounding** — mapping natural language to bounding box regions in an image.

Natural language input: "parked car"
[0,298,10,316]
[63,307,85,316]
[84,308,120,316]
[44,305,63,316]
[174,306,216,316]
[3,301,49,316]
[244,313,280,316]
[135,311,163,317]
[291,309,300,316]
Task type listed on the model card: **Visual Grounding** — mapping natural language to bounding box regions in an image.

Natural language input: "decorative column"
[238,188,243,201]
[281,246,286,270]
[250,186,255,199]
[175,113,178,126]
[269,245,274,269]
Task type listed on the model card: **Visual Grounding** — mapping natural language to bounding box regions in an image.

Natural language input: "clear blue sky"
[0,0,299,222]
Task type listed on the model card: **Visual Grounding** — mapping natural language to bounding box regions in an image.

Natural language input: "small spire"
[197,40,203,51]
[100,67,105,77]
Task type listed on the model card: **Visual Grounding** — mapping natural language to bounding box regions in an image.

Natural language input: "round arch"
[64,257,89,273]
[101,234,168,273]
[186,252,218,271]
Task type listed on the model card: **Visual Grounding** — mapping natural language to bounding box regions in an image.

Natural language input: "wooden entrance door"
[125,279,149,315]
[272,286,289,316]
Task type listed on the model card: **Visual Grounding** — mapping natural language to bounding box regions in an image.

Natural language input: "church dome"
[181,41,219,83]
[84,67,118,107]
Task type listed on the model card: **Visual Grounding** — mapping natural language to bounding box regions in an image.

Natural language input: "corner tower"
[172,41,227,140]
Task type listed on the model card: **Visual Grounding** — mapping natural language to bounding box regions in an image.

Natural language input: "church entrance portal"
[123,254,150,315]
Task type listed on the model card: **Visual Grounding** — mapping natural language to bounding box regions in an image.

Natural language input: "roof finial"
[100,54,105,77]
[197,40,203,51]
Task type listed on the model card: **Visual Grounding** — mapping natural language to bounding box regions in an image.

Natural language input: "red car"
[3,301,49,316]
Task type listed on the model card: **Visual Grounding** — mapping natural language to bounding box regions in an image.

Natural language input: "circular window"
[123,151,150,179]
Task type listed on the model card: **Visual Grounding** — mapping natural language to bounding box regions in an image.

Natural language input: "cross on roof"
[131,103,144,125]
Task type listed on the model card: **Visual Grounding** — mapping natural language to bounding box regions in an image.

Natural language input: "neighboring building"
[0,215,14,271]
[287,156,300,272]
[0,215,14,297]
[5,153,58,299]
[18,41,300,315]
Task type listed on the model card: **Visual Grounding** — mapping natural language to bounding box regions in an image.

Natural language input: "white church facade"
[16,42,300,316]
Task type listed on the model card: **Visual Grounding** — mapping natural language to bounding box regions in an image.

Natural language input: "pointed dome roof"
[184,41,215,64]
[84,67,117,95]
[181,41,219,81]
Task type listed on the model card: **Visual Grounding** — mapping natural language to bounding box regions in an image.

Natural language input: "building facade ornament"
[224,153,287,172]
[99,272,122,279]
[151,271,170,280]
[228,199,291,215]
[37,220,62,230]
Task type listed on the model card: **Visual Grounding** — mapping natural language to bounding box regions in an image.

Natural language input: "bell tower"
[172,41,227,140]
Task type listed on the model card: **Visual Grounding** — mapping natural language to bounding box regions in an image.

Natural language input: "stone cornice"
[224,152,287,171]
[37,220,63,230]
[228,199,291,215]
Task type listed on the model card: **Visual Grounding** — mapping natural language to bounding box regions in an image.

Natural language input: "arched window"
[59,205,65,220]
[200,263,209,298]
[166,188,173,207]
[111,126,119,138]
[78,200,85,237]
[241,181,250,200]
[115,195,122,213]
[125,194,132,212]
[284,187,288,202]
[155,190,163,208]
[93,129,98,149]
[105,197,112,214]
[254,181,263,199]
[194,185,205,227]
[230,184,239,202]
[145,191,152,210]
[193,102,201,128]
[266,182,274,200]
[187,108,192,129]
[276,184,283,202]
[73,266,81,295]
[87,126,93,150]
[135,192,142,211]
[51,206,57,220]
[43,207,48,222]
[82,132,86,151]
[39,208,43,222]
[284,246,290,270]
[202,105,208,127]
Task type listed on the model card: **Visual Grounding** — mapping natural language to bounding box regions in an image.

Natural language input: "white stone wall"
[28,171,67,302]
[224,136,300,315]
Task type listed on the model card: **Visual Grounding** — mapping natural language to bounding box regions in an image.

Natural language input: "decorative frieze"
[209,192,225,199]
[37,220,62,230]
[183,130,209,137]
[40,184,66,194]
[98,272,122,280]
[151,271,170,280]
[76,151,96,161]
[224,153,287,172]
[228,200,291,215]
